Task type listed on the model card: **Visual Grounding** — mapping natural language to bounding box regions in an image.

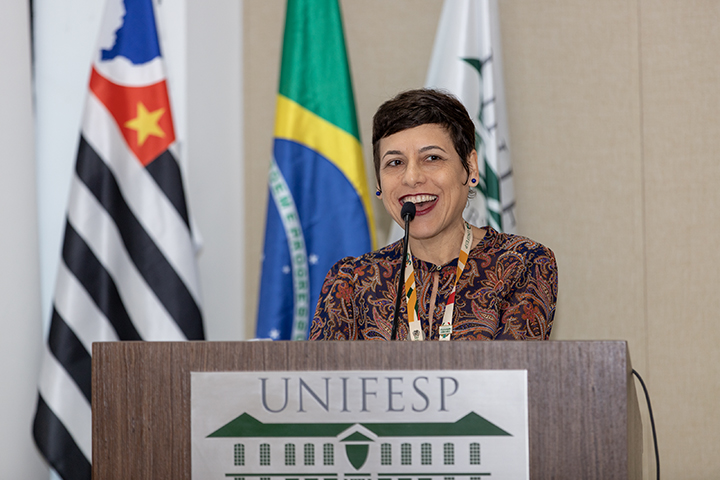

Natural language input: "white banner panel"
[192,370,528,479]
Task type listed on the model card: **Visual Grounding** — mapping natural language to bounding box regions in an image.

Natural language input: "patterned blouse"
[309,227,558,341]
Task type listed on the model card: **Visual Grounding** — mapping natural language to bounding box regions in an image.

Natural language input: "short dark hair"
[372,88,476,187]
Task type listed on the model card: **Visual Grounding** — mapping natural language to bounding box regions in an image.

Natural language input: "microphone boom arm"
[391,202,415,340]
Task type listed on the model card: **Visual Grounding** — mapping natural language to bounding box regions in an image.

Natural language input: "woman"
[309,89,557,341]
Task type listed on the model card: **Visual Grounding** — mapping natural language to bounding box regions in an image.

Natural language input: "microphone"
[391,202,416,340]
[400,201,417,223]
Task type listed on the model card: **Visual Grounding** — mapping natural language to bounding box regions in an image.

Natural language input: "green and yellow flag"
[257,0,374,340]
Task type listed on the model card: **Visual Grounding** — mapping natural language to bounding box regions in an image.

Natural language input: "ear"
[468,150,479,182]
[375,183,382,198]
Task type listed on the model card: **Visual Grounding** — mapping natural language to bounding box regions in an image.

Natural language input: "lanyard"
[404,222,473,341]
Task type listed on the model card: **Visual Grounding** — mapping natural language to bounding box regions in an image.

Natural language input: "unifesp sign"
[191,370,528,479]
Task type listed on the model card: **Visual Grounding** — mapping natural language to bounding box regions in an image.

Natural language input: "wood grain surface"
[92,340,642,479]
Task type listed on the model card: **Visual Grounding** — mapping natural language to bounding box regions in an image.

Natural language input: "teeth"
[403,194,437,204]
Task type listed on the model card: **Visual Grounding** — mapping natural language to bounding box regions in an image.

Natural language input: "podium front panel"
[92,341,641,479]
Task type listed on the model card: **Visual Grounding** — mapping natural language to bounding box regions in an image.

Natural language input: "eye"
[384,158,403,168]
[426,154,443,162]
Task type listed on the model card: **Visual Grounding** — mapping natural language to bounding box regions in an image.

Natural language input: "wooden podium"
[92,340,642,479]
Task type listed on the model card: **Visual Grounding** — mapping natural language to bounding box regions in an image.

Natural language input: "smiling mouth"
[401,194,438,209]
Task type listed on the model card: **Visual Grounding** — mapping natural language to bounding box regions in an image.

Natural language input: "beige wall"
[243,1,720,477]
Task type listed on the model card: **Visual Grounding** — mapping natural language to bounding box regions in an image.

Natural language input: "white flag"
[387,0,516,244]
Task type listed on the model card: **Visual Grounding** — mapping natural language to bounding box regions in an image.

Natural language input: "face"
[377,123,478,243]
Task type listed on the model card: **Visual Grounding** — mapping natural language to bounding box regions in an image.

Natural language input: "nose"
[402,157,425,187]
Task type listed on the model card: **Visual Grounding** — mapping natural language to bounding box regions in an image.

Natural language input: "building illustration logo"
[208,411,510,478]
[191,370,529,479]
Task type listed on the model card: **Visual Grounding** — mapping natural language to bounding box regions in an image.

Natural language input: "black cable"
[632,369,660,480]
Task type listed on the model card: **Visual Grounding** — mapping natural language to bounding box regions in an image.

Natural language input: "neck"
[408,221,467,266]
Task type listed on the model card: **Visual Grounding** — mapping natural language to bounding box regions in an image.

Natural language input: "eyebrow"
[419,145,446,154]
[381,149,403,160]
[381,145,447,159]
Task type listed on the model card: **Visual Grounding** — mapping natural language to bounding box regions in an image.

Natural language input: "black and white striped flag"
[32,1,204,478]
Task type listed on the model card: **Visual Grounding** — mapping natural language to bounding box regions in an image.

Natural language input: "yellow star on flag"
[124,102,166,146]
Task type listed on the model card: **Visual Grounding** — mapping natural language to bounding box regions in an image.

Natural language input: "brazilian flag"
[257,0,375,340]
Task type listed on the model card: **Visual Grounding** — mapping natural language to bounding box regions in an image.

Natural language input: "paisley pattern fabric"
[310,227,557,341]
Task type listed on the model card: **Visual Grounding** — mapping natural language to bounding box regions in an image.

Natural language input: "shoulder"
[330,242,401,270]
[324,242,402,282]
[478,227,556,265]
